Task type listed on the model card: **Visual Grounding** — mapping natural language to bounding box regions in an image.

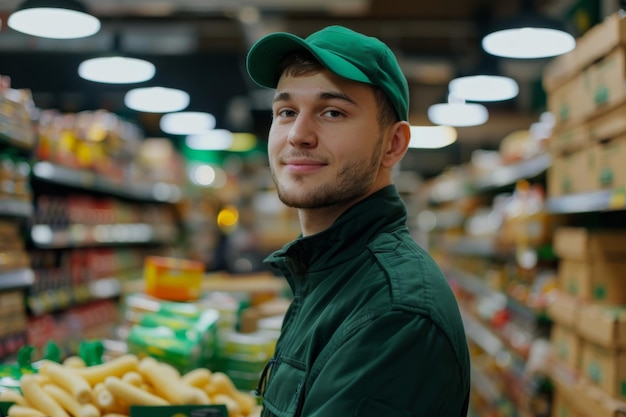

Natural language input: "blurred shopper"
[246,25,470,417]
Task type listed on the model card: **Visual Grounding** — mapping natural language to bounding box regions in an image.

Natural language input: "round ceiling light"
[160,112,216,135]
[124,87,190,113]
[409,126,458,149]
[482,27,575,59]
[8,0,101,39]
[449,75,519,102]
[428,102,489,127]
[186,129,234,151]
[79,56,156,84]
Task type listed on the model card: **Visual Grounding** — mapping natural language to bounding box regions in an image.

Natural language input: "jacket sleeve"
[300,310,470,417]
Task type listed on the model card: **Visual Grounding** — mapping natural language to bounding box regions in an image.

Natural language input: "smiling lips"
[282,158,327,173]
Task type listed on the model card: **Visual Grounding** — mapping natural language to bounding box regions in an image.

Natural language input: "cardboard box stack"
[548,227,626,417]
[544,12,626,198]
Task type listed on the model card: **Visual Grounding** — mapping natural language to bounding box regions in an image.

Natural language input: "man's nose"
[288,113,317,147]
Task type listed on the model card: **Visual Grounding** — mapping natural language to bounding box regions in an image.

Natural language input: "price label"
[609,188,626,210]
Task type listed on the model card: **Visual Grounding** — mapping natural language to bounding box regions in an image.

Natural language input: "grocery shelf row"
[32,161,182,203]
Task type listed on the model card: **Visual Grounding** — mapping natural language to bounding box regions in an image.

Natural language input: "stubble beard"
[272,136,383,209]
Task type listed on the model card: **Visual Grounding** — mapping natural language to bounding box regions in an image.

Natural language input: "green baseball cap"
[246,25,410,122]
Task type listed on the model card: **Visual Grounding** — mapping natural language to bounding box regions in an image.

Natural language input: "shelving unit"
[546,189,626,214]
[0,198,33,217]
[26,163,183,319]
[420,140,626,417]
[8,106,191,358]
[419,152,560,417]
[0,88,37,361]
[0,269,35,292]
[31,161,182,203]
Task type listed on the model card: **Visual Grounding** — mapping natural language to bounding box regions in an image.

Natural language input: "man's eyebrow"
[319,91,356,106]
[272,91,357,105]
[273,92,290,104]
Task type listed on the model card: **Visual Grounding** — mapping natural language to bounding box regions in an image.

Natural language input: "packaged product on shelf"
[126,307,219,373]
[0,77,36,149]
[143,256,204,301]
[215,331,275,392]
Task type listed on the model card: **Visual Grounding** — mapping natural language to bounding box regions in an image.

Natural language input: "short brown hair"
[277,50,398,128]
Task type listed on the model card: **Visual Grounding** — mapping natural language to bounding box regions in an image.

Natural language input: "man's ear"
[381,121,411,168]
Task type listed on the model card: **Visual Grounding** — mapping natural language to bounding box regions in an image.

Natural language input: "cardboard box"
[549,123,590,155]
[578,304,626,349]
[549,356,626,417]
[554,227,626,261]
[592,134,626,191]
[544,12,626,93]
[551,323,583,370]
[552,389,585,417]
[575,380,626,417]
[585,48,626,116]
[558,259,626,304]
[544,48,581,93]
[546,147,596,197]
[547,72,592,126]
[547,290,581,328]
[590,103,626,142]
[547,47,626,131]
[581,340,626,400]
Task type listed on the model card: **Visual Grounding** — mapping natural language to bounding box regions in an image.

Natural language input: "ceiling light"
[8,0,100,39]
[428,100,489,127]
[483,28,575,59]
[449,75,519,102]
[186,129,234,150]
[160,112,216,135]
[409,126,457,149]
[481,1,576,60]
[124,87,190,113]
[78,56,155,84]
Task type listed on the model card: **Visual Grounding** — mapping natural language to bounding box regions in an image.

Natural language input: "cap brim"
[246,32,371,89]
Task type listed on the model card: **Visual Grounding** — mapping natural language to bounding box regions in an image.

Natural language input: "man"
[246,25,470,417]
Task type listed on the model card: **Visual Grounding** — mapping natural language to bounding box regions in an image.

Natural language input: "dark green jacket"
[260,185,470,417]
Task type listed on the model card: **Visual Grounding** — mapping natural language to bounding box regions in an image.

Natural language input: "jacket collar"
[264,185,407,276]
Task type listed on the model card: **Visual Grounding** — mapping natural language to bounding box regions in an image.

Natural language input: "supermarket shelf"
[0,132,35,150]
[0,197,33,218]
[449,268,501,299]
[31,161,182,203]
[0,268,34,291]
[445,237,497,257]
[546,188,626,213]
[470,366,501,406]
[471,153,551,191]
[30,223,179,248]
[462,308,504,357]
[429,154,550,204]
[450,268,544,325]
[27,278,122,316]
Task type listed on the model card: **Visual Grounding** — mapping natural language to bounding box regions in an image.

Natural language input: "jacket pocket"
[261,357,306,417]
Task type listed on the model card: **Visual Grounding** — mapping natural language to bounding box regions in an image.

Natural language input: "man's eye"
[325,110,343,118]
[277,109,296,117]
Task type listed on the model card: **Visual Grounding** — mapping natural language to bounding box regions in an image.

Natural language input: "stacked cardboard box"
[548,227,626,416]
[544,13,626,197]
